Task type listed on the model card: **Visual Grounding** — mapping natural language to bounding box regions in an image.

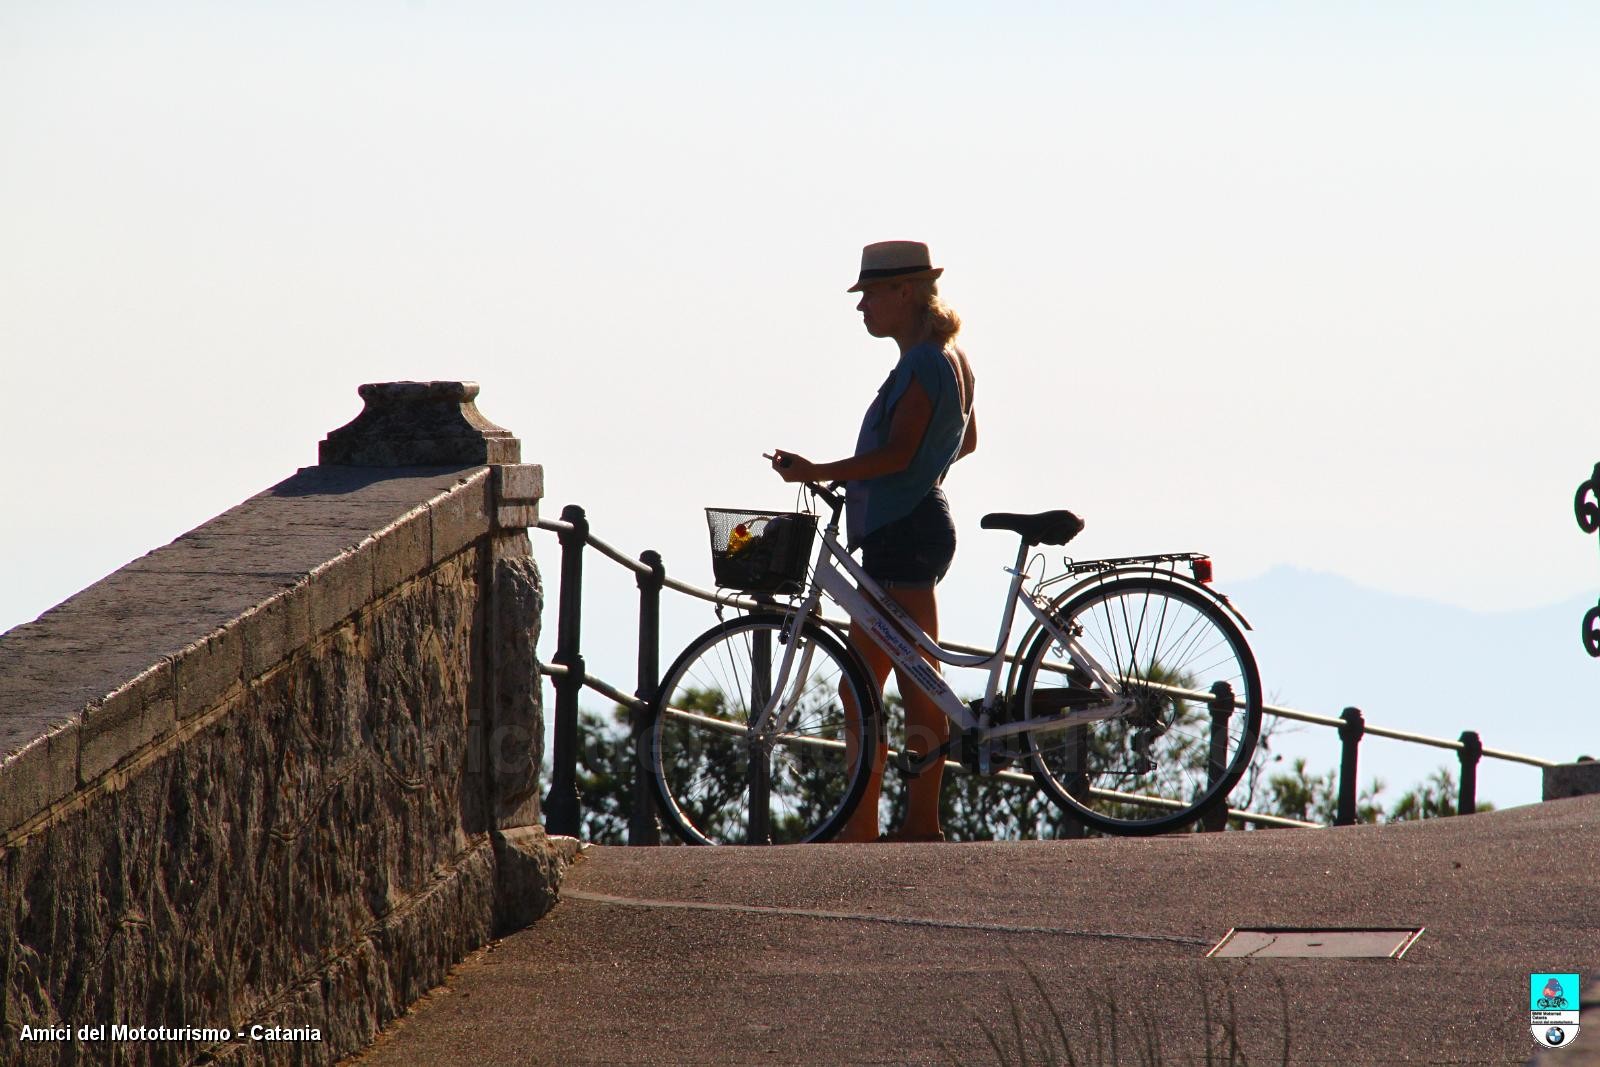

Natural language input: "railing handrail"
[533,661,1321,831]
[533,516,1556,773]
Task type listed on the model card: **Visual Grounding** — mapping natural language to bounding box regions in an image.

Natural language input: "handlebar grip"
[808,480,845,507]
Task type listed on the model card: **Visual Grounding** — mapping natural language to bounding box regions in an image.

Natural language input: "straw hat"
[846,240,944,292]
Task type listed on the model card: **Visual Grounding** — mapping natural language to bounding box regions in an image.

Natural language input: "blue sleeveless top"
[846,342,967,546]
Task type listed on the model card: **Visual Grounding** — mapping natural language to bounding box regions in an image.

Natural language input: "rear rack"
[1037,552,1209,592]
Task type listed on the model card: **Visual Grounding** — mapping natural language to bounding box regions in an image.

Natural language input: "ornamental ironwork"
[1577,463,1600,657]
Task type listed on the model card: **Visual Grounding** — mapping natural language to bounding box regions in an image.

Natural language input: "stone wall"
[0,383,567,1066]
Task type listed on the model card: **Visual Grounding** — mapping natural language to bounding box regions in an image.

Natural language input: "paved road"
[348,796,1599,1065]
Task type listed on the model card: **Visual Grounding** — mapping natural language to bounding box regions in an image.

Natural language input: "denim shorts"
[859,489,957,589]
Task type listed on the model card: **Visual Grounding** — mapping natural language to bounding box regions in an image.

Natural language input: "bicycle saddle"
[980,509,1085,546]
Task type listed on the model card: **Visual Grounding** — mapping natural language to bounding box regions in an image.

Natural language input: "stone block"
[305,542,377,637]
[491,825,565,935]
[430,469,493,563]
[491,554,543,829]
[1544,758,1600,801]
[372,506,433,598]
[0,723,78,836]
[493,463,544,501]
[496,502,539,529]
[318,381,521,467]
[237,583,315,682]
[493,463,543,530]
[490,528,532,562]
[79,662,176,783]
[173,625,245,721]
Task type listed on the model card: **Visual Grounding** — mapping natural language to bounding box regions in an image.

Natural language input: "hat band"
[856,265,932,282]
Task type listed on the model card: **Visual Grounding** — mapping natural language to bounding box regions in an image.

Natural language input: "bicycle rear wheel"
[1016,577,1262,835]
[644,613,881,845]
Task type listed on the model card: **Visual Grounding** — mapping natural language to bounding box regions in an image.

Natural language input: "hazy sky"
[4,4,1597,802]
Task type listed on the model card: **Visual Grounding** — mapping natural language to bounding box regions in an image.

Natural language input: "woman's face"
[855,280,918,339]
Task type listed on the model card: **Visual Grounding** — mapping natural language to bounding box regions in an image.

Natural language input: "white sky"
[3,3,1598,786]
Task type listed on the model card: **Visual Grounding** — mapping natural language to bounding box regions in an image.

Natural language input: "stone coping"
[0,462,542,840]
[1544,758,1600,801]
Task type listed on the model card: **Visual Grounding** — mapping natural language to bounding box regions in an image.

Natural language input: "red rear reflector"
[1192,559,1213,584]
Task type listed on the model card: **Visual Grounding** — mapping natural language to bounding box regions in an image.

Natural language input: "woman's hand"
[768,449,818,483]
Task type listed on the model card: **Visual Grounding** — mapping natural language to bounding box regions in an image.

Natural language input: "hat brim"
[847,266,943,293]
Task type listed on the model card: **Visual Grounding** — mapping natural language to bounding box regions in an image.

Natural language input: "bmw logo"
[1546,1027,1567,1046]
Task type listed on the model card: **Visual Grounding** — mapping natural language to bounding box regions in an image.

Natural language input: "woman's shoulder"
[904,341,959,379]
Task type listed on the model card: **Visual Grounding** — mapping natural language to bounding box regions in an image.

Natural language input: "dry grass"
[951,966,1292,1067]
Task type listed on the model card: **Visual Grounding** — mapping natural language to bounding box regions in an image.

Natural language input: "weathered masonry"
[0,381,569,1066]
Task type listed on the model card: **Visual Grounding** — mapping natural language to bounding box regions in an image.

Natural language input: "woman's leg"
[887,585,948,838]
[836,626,892,842]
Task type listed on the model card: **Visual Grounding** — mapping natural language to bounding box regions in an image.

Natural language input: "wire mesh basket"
[705,509,817,594]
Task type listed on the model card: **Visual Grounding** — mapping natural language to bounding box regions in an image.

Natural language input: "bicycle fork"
[746,615,819,743]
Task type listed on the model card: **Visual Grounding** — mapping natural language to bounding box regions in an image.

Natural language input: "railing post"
[630,550,665,845]
[544,505,587,837]
[1336,707,1365,826]
[1059,726,1088,839]
[1457,730,1482,816]
[746,625,772,845]
[1202,681,1236,832]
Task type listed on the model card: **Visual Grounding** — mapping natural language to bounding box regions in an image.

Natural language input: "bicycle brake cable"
[1026,551,1048,596]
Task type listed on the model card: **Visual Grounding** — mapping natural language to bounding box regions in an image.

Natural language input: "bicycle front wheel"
[645,613,881,845]
[1017,577,1262,835]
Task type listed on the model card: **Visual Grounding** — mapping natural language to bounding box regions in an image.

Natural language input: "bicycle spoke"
[649,616,879,845]
[1021,578,1261,835]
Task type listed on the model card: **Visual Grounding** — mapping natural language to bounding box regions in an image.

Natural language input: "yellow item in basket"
[727,522,755,555]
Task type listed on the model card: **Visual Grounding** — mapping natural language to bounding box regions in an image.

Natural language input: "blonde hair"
[909,278,962,346]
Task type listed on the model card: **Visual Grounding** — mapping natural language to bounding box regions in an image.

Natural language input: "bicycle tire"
[1016,576,1262,835]
[644,612,882,845]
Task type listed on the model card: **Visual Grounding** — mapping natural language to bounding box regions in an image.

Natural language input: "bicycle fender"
[1052,567,1255,632]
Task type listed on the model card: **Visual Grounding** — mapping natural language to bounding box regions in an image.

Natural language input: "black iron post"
[1059,726,1089,840]
[1457,730,1482,816]
[1201,681,1236,832]
[544,505,587,837]
[630,550,664,846]
[1336,706,1365,826]
[748,625,772,845]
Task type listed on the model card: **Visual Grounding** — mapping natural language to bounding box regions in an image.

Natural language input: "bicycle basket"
[705,508,817,594]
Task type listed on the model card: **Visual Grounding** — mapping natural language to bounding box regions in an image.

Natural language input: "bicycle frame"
[749,488,1130,744]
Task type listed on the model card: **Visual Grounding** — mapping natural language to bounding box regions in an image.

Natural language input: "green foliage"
[874,695,1082,842]
[566,705,636,845]
[554,695,1496,844]
[1252,758,1493,825]
[1386,766,1493,821]
[1259,757,1384,825]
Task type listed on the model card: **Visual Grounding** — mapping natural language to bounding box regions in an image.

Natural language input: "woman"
[770,240,978,842]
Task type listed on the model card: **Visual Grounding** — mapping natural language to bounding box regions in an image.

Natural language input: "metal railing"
[534,504,1556,840]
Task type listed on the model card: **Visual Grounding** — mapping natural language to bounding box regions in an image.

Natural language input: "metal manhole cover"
[1208,927,1424,959]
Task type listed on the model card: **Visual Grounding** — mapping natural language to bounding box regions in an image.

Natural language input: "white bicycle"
[642,481,1262,844]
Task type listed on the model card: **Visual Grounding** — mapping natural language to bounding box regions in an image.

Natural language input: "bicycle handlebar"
[807,480,845,516]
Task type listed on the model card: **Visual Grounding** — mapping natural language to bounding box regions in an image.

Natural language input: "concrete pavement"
[346,795,1600,1065]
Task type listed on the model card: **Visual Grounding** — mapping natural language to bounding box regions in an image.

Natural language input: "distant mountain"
[1225,567,1597,811]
